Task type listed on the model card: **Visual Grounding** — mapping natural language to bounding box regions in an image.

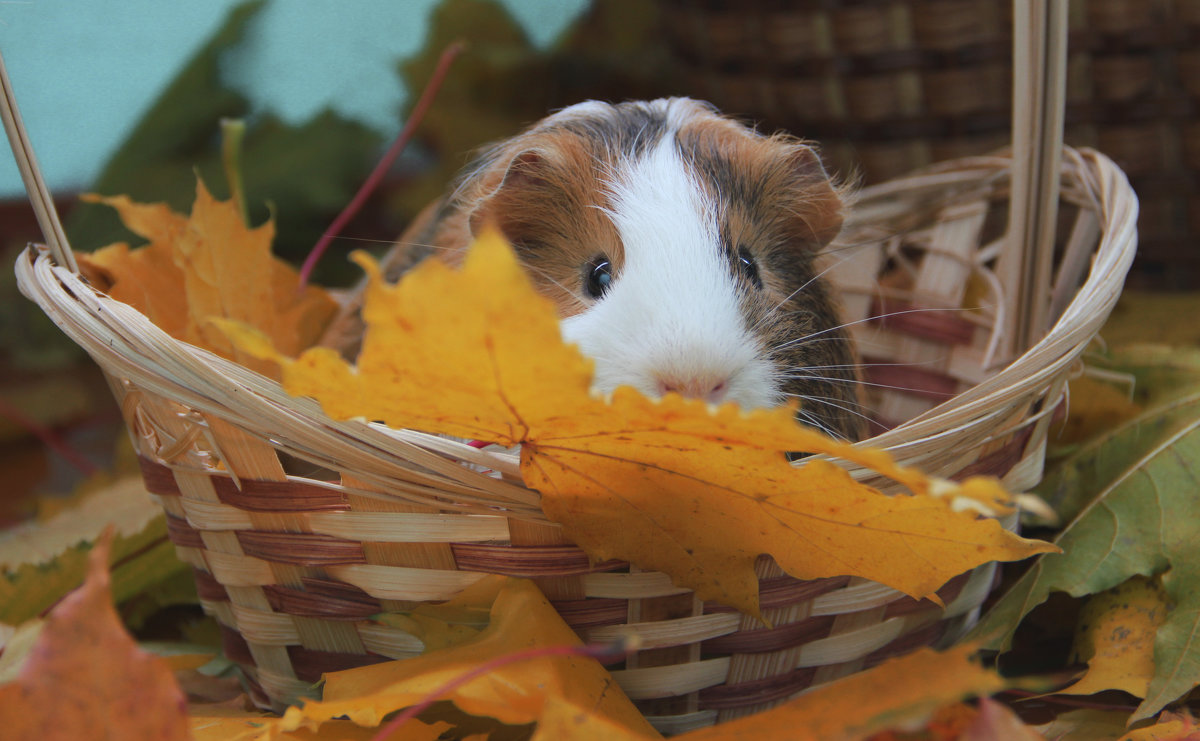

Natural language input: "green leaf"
[0,476,186,624]
[1098,345,1200,408]
[120,567,200,630]
[1038,392,1200,523]
[66,0,383,286]
[971,392,1200,721]
[66,0,266,249]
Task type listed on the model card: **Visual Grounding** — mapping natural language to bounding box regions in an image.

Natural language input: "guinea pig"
[321,98,866,441]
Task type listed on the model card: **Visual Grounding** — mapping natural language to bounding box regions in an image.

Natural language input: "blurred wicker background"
[661,0,1196,290]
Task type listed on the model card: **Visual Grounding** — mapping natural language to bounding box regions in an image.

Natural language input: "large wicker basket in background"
[663,0,1189,290]
[16,143,1136,733]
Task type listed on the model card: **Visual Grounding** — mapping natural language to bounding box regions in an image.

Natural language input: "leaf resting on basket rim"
[78,177,337,380]
[217,227,1056,619]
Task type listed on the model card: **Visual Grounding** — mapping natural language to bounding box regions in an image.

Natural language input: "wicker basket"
[15,144,1136,733]
[662,0,1193,289]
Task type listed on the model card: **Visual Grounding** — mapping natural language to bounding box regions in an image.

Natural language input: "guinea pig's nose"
[656,374,730,404]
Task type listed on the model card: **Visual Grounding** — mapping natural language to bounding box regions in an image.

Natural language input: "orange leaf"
[521,642,1009,741]
[222,230,1055,616]
[81,178,336,378]
[530,695,657,741]
[865,702,980,741]
[189,705,451,741]
[679,642,1005,741]
[273,576,658,738]
[0,529,189,741]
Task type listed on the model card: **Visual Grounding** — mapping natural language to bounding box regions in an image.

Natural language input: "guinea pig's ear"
[467,148,554,238]
[501,150,550,189]
[786,145,845,249]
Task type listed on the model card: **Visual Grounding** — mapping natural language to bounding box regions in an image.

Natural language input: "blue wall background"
[0,0,588,198]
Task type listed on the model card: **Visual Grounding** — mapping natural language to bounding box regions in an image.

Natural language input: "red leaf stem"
[298,41,466,292]
[0,395,100,476]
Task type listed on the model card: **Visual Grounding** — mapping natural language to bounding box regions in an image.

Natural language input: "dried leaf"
[276,576,657,738]
[0,531,189,741]
[1119,710,1200,740]
[1032,709,1129,741]
[530,695,652,741]
[680,642,1004,741]
[865,703,980,741]
[972,391,1200,721]
[222,231,1052,616]
[1101,292,1200,349]
[1063,575,1167,698]
[1053,375,1143,448]
[189,707,451,741]
[0,620,42,684]
[81,178,337,378]
[371,576,495,651]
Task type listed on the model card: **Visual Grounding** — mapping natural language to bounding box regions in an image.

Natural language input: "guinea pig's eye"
[584,255,614,299]
[736,246,763,289]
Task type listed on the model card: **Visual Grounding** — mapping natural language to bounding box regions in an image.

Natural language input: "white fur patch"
[560,120,779,409]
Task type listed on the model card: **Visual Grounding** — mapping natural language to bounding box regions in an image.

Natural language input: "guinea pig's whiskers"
[784,392,881,434]
[326,235,397,247]
[782,372,955,398]
[750,248,865,335]
[770,306,974,355]
[789,358,943,374]
[793,408,841,439]
[331,236,460,254]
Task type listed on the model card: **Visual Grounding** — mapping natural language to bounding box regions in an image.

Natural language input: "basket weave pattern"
[16,148,1135,733]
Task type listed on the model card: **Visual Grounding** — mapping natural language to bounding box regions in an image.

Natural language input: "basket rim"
[15,146,1138,515]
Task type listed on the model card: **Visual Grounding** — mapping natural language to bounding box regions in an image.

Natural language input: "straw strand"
[0,48,76,272]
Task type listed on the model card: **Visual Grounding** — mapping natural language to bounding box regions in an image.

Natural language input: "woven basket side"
[14,148,1136,728]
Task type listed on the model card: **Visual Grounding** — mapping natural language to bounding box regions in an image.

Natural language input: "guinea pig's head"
[452,98,861,440]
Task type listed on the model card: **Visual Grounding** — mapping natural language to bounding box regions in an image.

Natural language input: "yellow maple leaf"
[1063,575,1168,699]
[271,576,658,739]
[221,229,1055,616]
[79,179,337,378]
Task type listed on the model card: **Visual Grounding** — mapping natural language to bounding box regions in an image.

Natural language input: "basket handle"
[998,0,1070,356]
[0,47,78,273]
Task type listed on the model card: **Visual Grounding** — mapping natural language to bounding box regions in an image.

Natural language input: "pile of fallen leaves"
[5,178,1200,741]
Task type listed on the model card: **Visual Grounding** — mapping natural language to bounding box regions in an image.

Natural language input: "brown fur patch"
[675,116,864,440]
[419,125,627,317]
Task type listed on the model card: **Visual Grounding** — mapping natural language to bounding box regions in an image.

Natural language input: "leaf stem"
[298,40,466,292]
[220,117,248,225]
[367,638,634,741]
[0,396,100,476]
